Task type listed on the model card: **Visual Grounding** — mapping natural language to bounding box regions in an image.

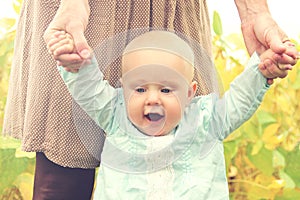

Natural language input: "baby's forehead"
[121,50,194,83]
[122,64,190,88]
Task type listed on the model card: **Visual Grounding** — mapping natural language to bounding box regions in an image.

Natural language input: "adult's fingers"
[273,42,299,69]
[67,22,91,59]
[274,53,297,70]
[283,41,299,60]
[265,27,287,54]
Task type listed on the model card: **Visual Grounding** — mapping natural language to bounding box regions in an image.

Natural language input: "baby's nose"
[145,91,161,105]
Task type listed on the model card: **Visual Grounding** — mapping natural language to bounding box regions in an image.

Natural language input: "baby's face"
[121,50,197,136]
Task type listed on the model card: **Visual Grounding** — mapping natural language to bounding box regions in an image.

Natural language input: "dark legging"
[33,152,95,200]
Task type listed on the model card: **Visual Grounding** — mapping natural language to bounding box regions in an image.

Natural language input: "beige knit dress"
[3,0,212,168]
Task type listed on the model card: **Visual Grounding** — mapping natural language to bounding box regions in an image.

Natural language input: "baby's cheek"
[166,105,182,125]
[127,104,142,125]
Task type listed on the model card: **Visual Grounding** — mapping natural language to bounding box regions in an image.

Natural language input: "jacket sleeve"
[57,56,117,130]
[211,52,270,140]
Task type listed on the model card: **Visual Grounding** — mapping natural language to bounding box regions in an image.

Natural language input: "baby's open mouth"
[145,113,164,122]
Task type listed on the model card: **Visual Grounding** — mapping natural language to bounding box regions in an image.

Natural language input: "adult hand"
[250,14,299,83]
[238,11,298,83]
[235,0,299,79]
[242,13,298,60]
[43,0,91,72]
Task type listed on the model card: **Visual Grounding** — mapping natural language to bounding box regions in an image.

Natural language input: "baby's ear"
[187,81,197,101]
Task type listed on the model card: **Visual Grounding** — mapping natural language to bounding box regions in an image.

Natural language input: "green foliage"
[212,10,300,200]
[0,136,35,199]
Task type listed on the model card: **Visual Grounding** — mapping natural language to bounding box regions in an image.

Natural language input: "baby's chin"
[136,127,164,136]
[136,124,174,136]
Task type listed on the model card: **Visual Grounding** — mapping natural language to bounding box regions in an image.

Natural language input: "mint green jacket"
[59,53,269,200]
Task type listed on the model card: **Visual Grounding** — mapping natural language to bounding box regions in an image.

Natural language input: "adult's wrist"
[60,0,91,17]
[58,0,91,30]
[234,0,270,24]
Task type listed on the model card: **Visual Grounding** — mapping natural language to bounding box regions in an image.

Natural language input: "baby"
[48,30,293,199]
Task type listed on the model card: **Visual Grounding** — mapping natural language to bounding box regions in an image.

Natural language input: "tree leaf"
[13,0,22,15]
[247,145,274,176]
[0,149,30,194]
[273,150,285,168]
[0,18,16,32]
[213,11,223,36]
[275,188,300,200]
[279,170,295,189]
[291,69,300,90]
[262,123,283,150]
[248,174,274,199]
[257,111,277,127]
[282,146,300,187]
[14,173,34,200]
[0,136,21,149]
[15,147,36,159]
[251,140,263,155]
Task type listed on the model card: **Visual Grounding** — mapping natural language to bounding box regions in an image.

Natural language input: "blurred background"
[0,0,299,199]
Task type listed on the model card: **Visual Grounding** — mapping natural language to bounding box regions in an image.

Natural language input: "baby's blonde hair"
[123,30,195,67]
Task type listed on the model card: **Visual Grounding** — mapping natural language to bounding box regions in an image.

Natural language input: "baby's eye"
[161,88,171,93]
[135,88,146,93]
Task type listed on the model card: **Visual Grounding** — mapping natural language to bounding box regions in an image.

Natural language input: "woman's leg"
[33,152,95,200]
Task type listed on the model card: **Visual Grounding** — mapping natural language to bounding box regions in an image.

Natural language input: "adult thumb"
[72,31,91,59]
[267,31,287,55]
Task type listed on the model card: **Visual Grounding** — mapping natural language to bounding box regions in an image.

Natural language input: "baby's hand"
[47,31,84,73]
[47,31,75,57]
[259,41,298,85]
